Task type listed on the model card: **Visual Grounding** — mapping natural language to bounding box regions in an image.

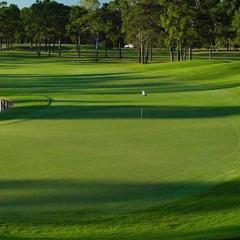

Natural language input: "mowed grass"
[0,50,240,239]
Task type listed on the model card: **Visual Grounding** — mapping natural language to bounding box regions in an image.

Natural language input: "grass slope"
[0,51,240,239]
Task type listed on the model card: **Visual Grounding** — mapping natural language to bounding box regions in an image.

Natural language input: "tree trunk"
[48,37,51,57]
[95,37,99,62]
[177,39,181,61]
[141,43,144,64]
[118,41,122,59]
[0,39,2,52]
[138,47,141,63]
[45,39,47,52]
[76,39,79,56]
[209,44,212,60]
[145,46,149,64]
[38,39,42,57]
[189,47,192,60]
[184,48,187,60]
[150,47,153,62]
[177,49,180,61]
[53,42,55,53]
[58,37,61,57]
[53,36,55,53]
[142,46,145,64]
[169,45,174,62]
[77,34,81,58]
[180,46,184,61]
[36,42,38,55]
[105,39,108,58]
[140,30,145,64]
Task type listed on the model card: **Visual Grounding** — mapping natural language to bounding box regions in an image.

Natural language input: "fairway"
[0,52,240,240]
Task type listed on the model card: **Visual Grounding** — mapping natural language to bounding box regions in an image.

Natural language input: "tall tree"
[195,0,220,59]
[160,0,197,62]
[80,0,103,62]
[232,9,240,49]
[30,0,48,56]
[67,6,88,58]
[86,8,105,62]
[21,7,35,49]
[105,1,125,59]
[219,0,239,50]
[123,0,161,64]
[1,4,22,50]
[0,1,7,51]
[51,2,70,56]
[80,0,100,10]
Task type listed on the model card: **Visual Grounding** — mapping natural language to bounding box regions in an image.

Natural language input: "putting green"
[0,52,240,239]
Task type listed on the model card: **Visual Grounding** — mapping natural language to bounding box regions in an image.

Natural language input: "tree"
[232,9,240,49]
[104,1,125,59]
[21,7,35,49]
[0,1,7,51]
[30,0,69,57]
[221,0,240,50]
[160,0,198,62]
[80,0,100,11]
[79,0,103,62]
[86,8,105,62]
[123,0,161,64]
[1,4,22,51]
[50,2,70,56]
[30,0,46,56]
[194,0,220,59]
[0,0,238,63]
[67,6,88,58]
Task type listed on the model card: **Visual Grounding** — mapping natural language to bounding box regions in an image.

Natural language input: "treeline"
[1,0,240,63]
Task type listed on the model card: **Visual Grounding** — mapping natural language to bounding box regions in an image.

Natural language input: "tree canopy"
[0,0,240,63]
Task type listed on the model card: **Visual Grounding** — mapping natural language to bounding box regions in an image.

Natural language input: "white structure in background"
[124,43,135,48]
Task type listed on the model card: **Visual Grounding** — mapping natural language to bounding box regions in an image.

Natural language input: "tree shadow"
[1,104,240,120]
[0,179,240,239]
[0,224,240,240]
[0,69,240,97]
[0,179,209,235]
[127,225,240,240]
[0,180,198,208]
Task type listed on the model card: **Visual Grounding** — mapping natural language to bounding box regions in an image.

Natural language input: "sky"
[7,0,108,8]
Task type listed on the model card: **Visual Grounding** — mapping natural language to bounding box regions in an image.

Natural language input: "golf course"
[0,48,239,239]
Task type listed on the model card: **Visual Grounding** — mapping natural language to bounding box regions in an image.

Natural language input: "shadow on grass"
[0,180,209,208]
[1,226,240,240]
[0,179,240,220]
[123,225,240,240]
[0,179,240,239]
[1,104,240,120]
[0,68,240,96]
[1,225,240,240]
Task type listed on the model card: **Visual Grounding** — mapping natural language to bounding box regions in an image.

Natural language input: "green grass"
[0,49,240,239]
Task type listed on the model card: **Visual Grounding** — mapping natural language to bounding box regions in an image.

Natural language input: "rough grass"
[0,50,240,239]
